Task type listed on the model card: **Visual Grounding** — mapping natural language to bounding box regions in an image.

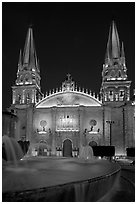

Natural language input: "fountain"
[51,138,56,156]
[2,135,121,202]
[78,132,94,160]
[79,144,94,160]
[2,135,24,163]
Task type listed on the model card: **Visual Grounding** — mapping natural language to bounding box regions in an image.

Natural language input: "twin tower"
[12,21,131,107]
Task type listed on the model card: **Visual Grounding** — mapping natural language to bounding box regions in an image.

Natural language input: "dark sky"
[2,2,135,111]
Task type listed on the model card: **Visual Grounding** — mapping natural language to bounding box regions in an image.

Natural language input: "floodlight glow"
[38,131,47,134]
[88,131,98,134]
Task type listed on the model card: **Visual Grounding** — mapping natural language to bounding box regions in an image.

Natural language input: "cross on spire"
[67,73,71,81]
[62,74,75,91]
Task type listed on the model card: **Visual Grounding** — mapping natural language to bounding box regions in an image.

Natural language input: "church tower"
[100,21,131,105]
[12,27,43,107]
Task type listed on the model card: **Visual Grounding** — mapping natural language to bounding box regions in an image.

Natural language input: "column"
[78,107,83,148]
[102,105,105,145]
[22,89,25,103]
[15,119,21,141]
[31,90,35,103]
[51,108,56,155]
[12,90,16,104]
[106,120,114,146]
[26,107,33,142]
[127,89,130,101]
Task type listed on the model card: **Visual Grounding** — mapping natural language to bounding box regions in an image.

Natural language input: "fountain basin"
[3,157,121,201]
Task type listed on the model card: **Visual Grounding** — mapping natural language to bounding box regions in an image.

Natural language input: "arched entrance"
[89,141,97,147]
[63,139,72,157]
[38,140,48,156]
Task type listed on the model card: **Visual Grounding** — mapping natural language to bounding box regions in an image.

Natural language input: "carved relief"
[56,94,79,106]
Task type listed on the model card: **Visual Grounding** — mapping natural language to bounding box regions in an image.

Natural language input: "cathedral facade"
[10,22,135,156]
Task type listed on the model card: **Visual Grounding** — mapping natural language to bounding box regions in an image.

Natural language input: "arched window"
[118,70,121,78]
[26,93,31,103]
[18,94,22,104]
[120,90,124,97]
[110,90,113,95]
[110,70,115,78]
[104,70,108,76]
[109,90,114,101]
[114,61,118,66]
[119,90,124,101]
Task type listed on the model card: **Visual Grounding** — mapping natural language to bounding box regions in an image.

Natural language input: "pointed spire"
[23,27,32,64]
[105,26,111,60]
[35,54,40,72]
[23,27,38,70]
[121,42,125,58]
[18,49,22,71]
[121,41,126,67]
[105,21,120,60]
[111,21,120,58]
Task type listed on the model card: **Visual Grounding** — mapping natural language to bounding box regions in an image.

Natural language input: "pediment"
[36,91,102,108]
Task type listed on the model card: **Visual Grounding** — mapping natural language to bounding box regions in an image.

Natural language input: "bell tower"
[100,21,131,105]
[12,27,43,107]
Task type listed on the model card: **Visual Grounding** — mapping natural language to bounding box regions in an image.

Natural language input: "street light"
[106,120,114,146]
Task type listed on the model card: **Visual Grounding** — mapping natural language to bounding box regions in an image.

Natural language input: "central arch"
[38,140,48,156]
[89,141,97,147]
[63,139,72,157]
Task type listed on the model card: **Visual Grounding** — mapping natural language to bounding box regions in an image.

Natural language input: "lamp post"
[106,120,114,146]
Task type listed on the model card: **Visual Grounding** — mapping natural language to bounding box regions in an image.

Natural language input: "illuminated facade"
[10,22,135,156]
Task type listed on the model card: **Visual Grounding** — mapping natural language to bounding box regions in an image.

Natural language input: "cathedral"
[10,21,135,157]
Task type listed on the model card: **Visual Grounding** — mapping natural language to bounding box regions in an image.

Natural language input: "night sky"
[2,2,135,111]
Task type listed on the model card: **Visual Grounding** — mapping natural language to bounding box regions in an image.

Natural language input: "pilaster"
[26,106,33,141]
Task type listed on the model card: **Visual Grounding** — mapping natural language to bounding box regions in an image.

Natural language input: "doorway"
[63,139,72,157]
[38,141,48,156]
[89,141,97,147]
